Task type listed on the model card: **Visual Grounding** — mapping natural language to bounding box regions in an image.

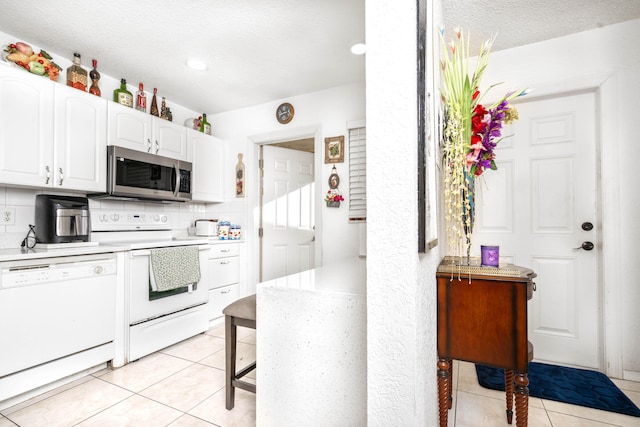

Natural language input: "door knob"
[581,222,594,231]
[573,241,594,251]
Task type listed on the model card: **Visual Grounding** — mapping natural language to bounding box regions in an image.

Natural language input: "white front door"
[260,145,315,282]
[474,91,600,369]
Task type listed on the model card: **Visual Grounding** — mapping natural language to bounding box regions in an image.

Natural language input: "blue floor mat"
[476,362,640,417]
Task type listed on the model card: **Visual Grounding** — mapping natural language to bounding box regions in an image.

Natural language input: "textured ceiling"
[0,0,365,115]
[0,1,638,116]
[441,0,640,53]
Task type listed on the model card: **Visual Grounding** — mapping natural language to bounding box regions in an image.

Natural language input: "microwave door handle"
[173,164,181,197]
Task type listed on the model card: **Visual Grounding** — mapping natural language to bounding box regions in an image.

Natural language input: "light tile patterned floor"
[0,325,256,427]
[1,326,639,426]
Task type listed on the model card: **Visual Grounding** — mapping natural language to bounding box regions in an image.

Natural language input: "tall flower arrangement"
[439,28,528,261]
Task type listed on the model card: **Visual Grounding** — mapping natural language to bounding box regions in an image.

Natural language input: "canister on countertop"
[218,221,230,240]
[230,224,242,240]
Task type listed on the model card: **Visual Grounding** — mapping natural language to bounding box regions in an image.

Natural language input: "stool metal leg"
[225,315,237,410]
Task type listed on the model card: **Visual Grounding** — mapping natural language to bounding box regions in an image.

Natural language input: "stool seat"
[224,294,257,410]
[223,294,256,322]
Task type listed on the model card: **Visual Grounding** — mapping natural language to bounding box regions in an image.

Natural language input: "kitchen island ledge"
[256,256,367,426]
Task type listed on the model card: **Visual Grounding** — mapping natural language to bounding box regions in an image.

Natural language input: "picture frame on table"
[324,136,344,163]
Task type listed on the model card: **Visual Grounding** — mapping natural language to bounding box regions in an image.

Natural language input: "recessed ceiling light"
[186,58,208,71]
[350,43,366,55]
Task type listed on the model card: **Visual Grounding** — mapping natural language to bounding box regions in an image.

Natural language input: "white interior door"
[261,145,315,282]
[474,91,600,369]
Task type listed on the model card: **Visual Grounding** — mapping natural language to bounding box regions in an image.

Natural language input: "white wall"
[209,83,366,288]
[612,67,640,378]
[478,19,640,379]
[365,0,440,425]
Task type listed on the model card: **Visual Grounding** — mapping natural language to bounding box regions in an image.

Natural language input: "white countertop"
[0,236,244,263]
[0,244,130,262]
[258,256,366,295]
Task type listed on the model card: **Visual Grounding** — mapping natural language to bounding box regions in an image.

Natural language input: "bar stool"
[223,294,256,410]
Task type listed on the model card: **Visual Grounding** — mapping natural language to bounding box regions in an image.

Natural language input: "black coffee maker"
[35,195,90,243]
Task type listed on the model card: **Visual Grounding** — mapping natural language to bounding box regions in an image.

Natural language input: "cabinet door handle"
[155,140,159,154]
[45,166,50,184]
[147,138,152,152]
[219,260,230,265]
[58,168,64,186]
[221,249,231,253]
[221,289,231,294]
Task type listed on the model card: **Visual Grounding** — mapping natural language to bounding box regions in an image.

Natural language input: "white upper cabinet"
[153,117,188,160]
[0,66,54,187]
[107,101,151,153]
[188,129,224,202]
[0,66,106,192]
[108,102,187,160]
[53,84,107,192]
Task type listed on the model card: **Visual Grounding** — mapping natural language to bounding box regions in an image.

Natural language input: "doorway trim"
[248,125,323,286]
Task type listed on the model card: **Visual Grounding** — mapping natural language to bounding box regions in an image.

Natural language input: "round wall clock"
[276,102,294,124]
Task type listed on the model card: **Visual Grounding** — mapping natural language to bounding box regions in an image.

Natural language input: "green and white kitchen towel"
[150,246,201,292]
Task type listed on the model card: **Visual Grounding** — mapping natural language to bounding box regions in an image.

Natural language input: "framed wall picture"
[417,0,438,252]
[324,136,344,163]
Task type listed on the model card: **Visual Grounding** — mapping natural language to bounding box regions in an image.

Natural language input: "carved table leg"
[505,369,514,424]
[514,372,529,427]
[437,358,451,427]
[448,362,454,409]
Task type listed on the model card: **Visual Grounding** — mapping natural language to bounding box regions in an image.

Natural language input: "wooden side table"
[436,257,536,427]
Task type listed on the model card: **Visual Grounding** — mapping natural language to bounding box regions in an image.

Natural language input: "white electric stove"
[91,210,210,364]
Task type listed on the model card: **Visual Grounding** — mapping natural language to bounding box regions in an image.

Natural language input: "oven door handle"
[131,250,152,257]
[130,245,209,257]
[173,164,181,198]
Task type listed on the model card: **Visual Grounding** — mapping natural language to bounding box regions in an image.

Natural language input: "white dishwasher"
[0,253,117,403]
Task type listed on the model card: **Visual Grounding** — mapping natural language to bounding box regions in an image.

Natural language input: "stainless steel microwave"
[90,146,192,203]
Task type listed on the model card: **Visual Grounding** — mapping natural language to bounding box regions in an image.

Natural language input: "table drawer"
[209,244,240,259]
[208,284,239,320]
[209,256,240,289]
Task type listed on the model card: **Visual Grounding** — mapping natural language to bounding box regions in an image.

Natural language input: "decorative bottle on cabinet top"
[113,78,133,107]
[150,87,159,116]
[199,113,211,135]
[89,59,100,96]
[135,82,146,112]
[66,52,87,91]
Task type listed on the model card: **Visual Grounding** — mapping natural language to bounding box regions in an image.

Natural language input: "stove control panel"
[91,211,171,231]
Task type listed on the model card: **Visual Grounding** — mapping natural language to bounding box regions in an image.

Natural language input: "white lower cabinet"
[208,284,239,323]
[207,242,241,322]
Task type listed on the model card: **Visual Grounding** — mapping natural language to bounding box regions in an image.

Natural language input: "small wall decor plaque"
[324,136,344,163]
[236,153,245,197]
[325,165,344,207]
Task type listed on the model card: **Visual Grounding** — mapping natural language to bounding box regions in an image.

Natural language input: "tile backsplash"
[0,186,245,248]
